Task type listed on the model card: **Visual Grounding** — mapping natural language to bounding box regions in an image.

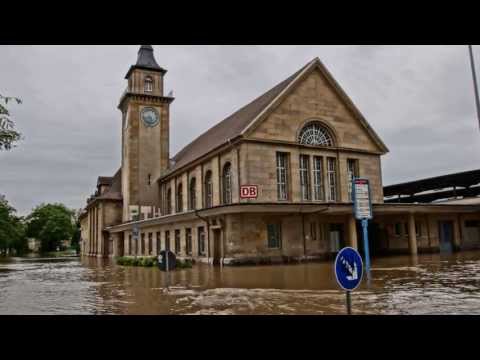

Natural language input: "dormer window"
[144,76,153,93]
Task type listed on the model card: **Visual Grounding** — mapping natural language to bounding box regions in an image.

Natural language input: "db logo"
[240,185,258,199]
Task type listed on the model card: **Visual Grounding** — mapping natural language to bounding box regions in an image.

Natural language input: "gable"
[161,57,387,180]
[246,63,387,154]
[165,62,310,175]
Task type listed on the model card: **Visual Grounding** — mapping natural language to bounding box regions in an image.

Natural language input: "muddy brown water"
[1,251,480,314]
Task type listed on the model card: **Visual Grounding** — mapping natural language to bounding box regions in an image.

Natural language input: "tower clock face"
[141,107,160,127]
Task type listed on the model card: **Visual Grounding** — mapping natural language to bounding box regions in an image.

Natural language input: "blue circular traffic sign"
[334,247,363,291]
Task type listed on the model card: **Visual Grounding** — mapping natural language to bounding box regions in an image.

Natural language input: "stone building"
[79,45,480,264]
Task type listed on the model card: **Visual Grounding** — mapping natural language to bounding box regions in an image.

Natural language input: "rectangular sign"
[132,225,140,241]
[240,185,258,199]
[353,178,373,220]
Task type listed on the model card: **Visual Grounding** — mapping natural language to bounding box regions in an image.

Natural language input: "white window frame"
[347,159,359,202]
[327,157,337,202]
[222,163,232,205]
[313,156,324,201]
[276,152,289,201]
[299,155,311,201]
[204,172,213,208]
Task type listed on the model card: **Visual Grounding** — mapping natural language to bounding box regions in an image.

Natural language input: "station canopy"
[384,169,480,203]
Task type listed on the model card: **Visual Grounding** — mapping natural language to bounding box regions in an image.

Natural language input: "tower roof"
[125,45,167,79]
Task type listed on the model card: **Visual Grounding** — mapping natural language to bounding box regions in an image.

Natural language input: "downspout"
[222,214,227,265]
[301,211,306,260]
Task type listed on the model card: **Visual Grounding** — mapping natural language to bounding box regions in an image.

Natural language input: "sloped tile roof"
[94,168,122,201]
[97,176,113,186]
[165,61,312,175]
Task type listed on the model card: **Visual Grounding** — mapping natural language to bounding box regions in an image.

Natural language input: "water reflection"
[1,251,480,314]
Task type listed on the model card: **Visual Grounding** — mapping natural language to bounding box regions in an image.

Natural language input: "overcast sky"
[1,45,480,215]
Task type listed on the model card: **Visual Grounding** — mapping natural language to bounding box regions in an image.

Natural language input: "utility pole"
[468,45,480,130]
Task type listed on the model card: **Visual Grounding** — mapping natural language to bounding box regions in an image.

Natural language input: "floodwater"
[1,251,480,315]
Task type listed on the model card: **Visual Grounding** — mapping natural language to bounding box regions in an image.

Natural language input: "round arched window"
[144,76,153,93]
[204,171,213,208]
[222,162,232,205]
[298,122,334,146]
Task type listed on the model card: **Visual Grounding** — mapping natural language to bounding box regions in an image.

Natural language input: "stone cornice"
[243,137,384,156]
[105,201,480,233]
[118,92,174,110]
[125,65,167,80]
[82,196,122,214]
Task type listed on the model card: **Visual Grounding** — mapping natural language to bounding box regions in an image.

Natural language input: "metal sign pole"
[165,249,170,292]
[335,247,362,316]
[468,45,480,131]
[346,291,352,315]
[361,218,371,280]
[353,178,372,285]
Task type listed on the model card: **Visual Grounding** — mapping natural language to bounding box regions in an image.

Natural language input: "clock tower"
[118,45,174,221]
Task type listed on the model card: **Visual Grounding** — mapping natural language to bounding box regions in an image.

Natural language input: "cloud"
[1,45,479,214]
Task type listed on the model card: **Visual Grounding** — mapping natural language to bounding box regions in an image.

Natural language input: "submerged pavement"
[1,251,480,314]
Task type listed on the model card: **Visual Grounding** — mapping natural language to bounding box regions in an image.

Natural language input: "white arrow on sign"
[341,256,358,281]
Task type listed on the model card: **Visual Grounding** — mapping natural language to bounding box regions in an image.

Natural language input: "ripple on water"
[2,251,480,314]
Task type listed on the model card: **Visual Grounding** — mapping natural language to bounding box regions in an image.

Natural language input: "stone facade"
[80,200,122,257]
[120,71,172,222]
[80,46,480,263]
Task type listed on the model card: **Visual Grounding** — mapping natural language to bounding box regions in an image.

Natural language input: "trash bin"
[158,250,176,271]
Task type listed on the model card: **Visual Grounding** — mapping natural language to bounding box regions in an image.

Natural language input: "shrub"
[116,256,159,267]
[176,259,193,269]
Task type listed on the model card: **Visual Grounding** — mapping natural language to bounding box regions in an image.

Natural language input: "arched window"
[298,122,334,147]
[176,183,183,213]
[222,162,232,204]
[166,187,172,214]
[189,177,196,210]
[144,76,153,93]
[204,171,213,208]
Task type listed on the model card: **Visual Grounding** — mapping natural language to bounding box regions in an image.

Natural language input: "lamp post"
[468,45,480,130]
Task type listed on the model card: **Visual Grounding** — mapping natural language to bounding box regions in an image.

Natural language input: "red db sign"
[240,185,258,199]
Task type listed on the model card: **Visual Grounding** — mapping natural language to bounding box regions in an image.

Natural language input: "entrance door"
[464,220,480,249]
[438,221,454,254]
[118,233,124,257]
[329,224,345,253]
[213,229,221,265]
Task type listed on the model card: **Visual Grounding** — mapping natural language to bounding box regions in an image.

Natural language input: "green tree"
[26,203,75,252]
[0,195,27,256]
[0,94,22,151]
[70,209,82,253]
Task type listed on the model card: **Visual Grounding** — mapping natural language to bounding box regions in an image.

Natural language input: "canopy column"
[408,213,418,255]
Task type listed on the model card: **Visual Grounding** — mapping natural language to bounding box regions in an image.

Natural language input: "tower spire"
[125,45,166,79]
[136,45,161,70]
